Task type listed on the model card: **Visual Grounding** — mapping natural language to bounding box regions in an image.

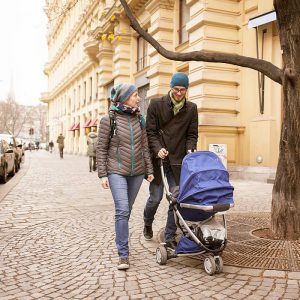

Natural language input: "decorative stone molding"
[83,40,99,63]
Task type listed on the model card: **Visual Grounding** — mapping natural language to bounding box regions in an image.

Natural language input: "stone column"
[112,18,132,84]
[97,39,113,115]
[146,0,175,98]
[186,0,242,162]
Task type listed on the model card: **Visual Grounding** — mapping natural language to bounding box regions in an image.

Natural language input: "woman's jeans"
[108,174,144,258]
[143,165,177,242]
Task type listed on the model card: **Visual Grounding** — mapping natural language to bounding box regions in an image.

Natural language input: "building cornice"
[48,59,96,101]
[46,0,99,75]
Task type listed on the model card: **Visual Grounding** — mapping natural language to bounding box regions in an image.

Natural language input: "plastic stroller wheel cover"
[156,246,167,265]
[215,256,224,274]
[203,256,216,275]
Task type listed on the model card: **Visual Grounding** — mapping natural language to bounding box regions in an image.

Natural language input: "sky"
[0,0,48,106]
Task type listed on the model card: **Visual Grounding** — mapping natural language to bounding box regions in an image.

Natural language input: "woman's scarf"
[170,91,185,115]
[111,103,145,128]
[113,102,140,114]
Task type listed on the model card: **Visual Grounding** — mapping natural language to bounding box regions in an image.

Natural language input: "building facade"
[41,0,282,178]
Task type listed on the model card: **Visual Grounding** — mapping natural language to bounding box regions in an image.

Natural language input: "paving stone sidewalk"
[0,151,299,300]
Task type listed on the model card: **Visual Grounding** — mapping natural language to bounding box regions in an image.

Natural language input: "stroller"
[155,151,234,275]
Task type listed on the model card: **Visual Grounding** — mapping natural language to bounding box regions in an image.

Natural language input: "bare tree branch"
[119,0,283,85]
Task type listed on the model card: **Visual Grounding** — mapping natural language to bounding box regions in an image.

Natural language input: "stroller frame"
[156,159,233,275]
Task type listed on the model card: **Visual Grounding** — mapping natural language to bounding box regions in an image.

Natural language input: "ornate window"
[137,35,148,71]
[179,0,189,44]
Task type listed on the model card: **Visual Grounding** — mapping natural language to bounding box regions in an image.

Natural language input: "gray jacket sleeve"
[142,127,154,176]
[96,116,110,178]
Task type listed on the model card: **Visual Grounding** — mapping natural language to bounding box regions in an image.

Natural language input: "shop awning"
[89,118,98,127]
[69,123,75,131]
[73,122,80,130]
[83,119,91,128]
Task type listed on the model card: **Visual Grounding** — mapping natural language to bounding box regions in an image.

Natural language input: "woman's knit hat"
[110,83,137,103]
[170,72,189,89]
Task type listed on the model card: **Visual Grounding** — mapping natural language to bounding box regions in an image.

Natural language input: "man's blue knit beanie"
[110,83,137,103]
[170,72,189,89]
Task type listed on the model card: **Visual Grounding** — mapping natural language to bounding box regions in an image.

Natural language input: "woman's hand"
[146,174,154,182]
[100,177,109,189]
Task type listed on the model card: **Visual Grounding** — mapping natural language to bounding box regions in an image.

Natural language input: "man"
[49,140,54,153]
[143,72,198,249]
[87,127,97,172]
[56,133,65,159]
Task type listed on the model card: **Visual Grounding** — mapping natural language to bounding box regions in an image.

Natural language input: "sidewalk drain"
[158,212,300,271]
[224,213,300,271]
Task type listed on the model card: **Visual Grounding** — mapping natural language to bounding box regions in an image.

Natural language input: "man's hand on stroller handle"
[158,148,169,159]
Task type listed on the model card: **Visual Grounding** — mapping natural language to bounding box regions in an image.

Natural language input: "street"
[0,150,299,300]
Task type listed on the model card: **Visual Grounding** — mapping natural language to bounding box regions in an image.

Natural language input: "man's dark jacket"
[146,93,198,185]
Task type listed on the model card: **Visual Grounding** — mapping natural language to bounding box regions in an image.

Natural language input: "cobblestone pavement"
[0,151,299,300]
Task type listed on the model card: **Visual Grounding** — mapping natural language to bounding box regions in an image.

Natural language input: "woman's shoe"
[117,257,129,270]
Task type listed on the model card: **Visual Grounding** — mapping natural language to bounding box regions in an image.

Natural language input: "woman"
[96,83,154,270]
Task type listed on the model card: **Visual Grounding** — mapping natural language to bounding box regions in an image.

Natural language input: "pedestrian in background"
[143,72,198,250]
[56,133,65,159]
[49,140,54,153]
[87,127,97,172]
[96,83,154,270]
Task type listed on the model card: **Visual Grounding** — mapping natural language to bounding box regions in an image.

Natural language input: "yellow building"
[41,0,281,181]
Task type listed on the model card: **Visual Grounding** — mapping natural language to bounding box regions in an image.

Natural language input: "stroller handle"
[160,159,172,197]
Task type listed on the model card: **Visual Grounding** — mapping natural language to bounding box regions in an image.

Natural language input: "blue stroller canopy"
[178,151,234,206]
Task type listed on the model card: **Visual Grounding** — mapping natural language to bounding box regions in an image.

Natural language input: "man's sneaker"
[117,257,129,270]
[143,224,153,240]
[166,240,177,250]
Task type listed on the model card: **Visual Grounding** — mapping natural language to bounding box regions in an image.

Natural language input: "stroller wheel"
[215,256,223,274]
[203,255,216,275]
[156,246,168,265]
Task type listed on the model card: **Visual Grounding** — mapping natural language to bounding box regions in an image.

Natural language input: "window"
[95,72,99,100]
[138,84,150,116]
[89,77,93,103]
[83,81,86,105]
[179,0,189,44]
[137,35,148,71]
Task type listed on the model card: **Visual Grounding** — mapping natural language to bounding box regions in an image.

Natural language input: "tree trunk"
[271,0,300,240]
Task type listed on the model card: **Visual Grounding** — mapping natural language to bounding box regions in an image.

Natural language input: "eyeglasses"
[172,87,187,94]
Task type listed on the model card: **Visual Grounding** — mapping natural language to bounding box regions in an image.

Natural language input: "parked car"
[16,138,25,157]
[0,134,22,171]
[0,139,16,183]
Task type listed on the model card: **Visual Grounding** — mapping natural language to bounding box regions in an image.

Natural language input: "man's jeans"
[108,174,144,258]
[144,165,177,242]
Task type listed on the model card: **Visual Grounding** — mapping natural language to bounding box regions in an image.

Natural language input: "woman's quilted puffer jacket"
[96,111,153,178]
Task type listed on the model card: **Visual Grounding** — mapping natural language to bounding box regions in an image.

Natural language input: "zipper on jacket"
[128,115,135,175]
[116,146,122,171]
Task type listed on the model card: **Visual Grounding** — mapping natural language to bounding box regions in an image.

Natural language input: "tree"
[119,0,300,239]
[0,96,30,137]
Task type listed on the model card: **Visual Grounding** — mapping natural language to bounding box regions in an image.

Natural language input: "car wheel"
[15,160,19,173]
[0,166,8,183]
[10,163,16,177]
